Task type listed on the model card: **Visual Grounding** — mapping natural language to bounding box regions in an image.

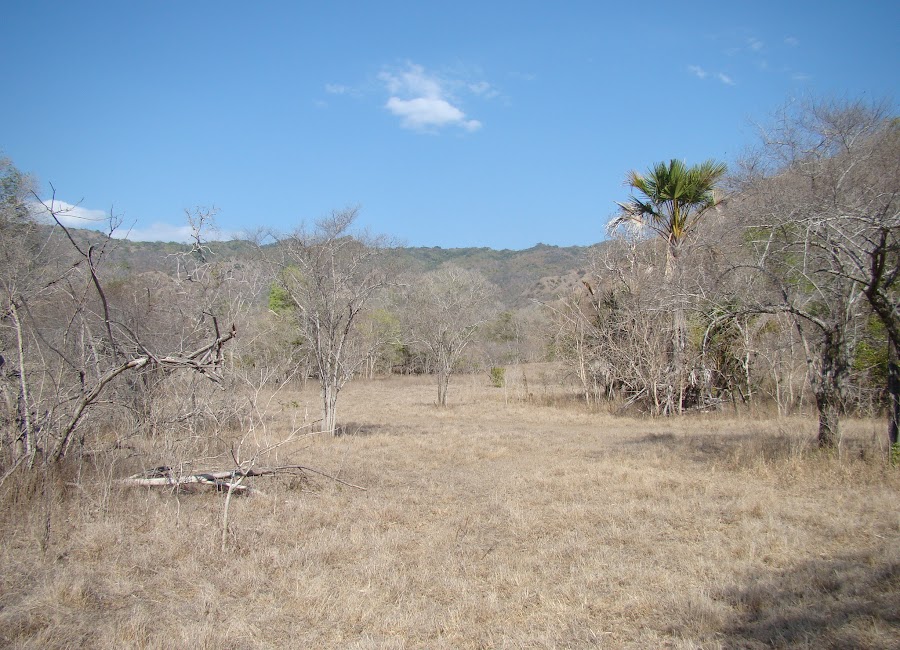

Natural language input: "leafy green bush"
[490,367,506,388]
[268,283,294,315]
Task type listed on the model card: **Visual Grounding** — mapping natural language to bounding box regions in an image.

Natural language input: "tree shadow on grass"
[334,422,382,436]
[722,554,900,649]
[712,552,900,649]
[623,430,762,464]
[626,428,888,472]
[333,422,421,437]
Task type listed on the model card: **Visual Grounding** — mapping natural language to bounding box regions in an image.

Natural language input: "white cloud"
[688,65,708,79]
[118,222,195,242]
[117,222,238,243]
[29,199,110,229]
[382,63,450,99]
[28,199,237,243]
[325,83,350,94]
[385,96,482,131]
[468,81,498,98]
[687,65,735,86]
[379,62,484,133]
[747,37,764,52]
[717,73,736,86]
[784,36,799,47]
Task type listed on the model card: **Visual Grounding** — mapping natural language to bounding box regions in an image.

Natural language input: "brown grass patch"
[1,370,898,648]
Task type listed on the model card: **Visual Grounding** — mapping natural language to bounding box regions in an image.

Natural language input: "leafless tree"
[401,266,498,406]
[549,236,682,415]
[356,304,403,379]
[0,170,236,474]
[275,207,396,435]
[727,98,898,446]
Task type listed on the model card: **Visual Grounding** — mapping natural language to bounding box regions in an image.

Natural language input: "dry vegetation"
[1,366,898,649]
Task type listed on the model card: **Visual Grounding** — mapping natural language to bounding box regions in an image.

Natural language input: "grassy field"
[1,367,898,648]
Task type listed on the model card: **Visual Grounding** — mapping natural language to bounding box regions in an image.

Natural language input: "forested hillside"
[68,228,596,309]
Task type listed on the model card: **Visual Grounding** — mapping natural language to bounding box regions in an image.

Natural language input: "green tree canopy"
[612,158,727,275]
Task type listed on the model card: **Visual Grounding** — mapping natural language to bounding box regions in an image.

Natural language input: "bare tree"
[728,98,898,447]
[0,168,237,474]
[777,104,900,444]
[547,236,684,415]
[275,207,395,435]
[401,266,498,406]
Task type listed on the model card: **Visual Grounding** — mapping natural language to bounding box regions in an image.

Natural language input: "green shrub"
[490,367,506,388]
[268,283,294,315]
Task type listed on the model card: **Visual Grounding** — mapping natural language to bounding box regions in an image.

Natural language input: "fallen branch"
[123,471,253,494]
[122,464,367,493]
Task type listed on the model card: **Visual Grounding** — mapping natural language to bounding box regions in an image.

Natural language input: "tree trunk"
[575,334,592,406]
[669,242,686,414]
[673,306,686,415]
[437,367,451,407]
[888,338,899,446]
[814,330,849,449]
[322,381,338,436]
[816,394,840,449]
[11,304,34,458]
[664,239,678,281]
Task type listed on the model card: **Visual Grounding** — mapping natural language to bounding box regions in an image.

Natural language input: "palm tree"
[611,159,726,414]
[612,158,727,277]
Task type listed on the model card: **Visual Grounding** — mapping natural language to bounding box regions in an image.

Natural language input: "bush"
[489,367,506,388]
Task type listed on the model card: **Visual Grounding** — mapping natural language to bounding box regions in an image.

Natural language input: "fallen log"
[123,472,253,494]
[122,464,366,494]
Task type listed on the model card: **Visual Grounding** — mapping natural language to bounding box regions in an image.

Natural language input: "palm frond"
[618,158,727,247]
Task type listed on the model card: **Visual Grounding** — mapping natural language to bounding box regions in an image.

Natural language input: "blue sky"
[2,1,898,248]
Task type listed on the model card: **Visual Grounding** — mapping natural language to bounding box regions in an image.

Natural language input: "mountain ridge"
[64,227,602,308]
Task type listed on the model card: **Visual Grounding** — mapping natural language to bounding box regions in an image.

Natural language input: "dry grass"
[1,368,898,649]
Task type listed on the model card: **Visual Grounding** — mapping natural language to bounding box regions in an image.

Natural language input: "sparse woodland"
[1,98,898,648]
[551,100,899,447]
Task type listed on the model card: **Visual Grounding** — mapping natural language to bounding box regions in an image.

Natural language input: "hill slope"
[397,243,596,307]
[66,228,600,308]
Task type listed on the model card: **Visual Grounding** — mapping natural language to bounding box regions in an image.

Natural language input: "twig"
[0,454,28,491]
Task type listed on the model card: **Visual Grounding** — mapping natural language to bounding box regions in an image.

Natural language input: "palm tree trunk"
[668,240,686,414]
[664,240,677,281]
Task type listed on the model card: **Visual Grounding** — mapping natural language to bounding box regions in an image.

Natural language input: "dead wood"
[122,464,367,494]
